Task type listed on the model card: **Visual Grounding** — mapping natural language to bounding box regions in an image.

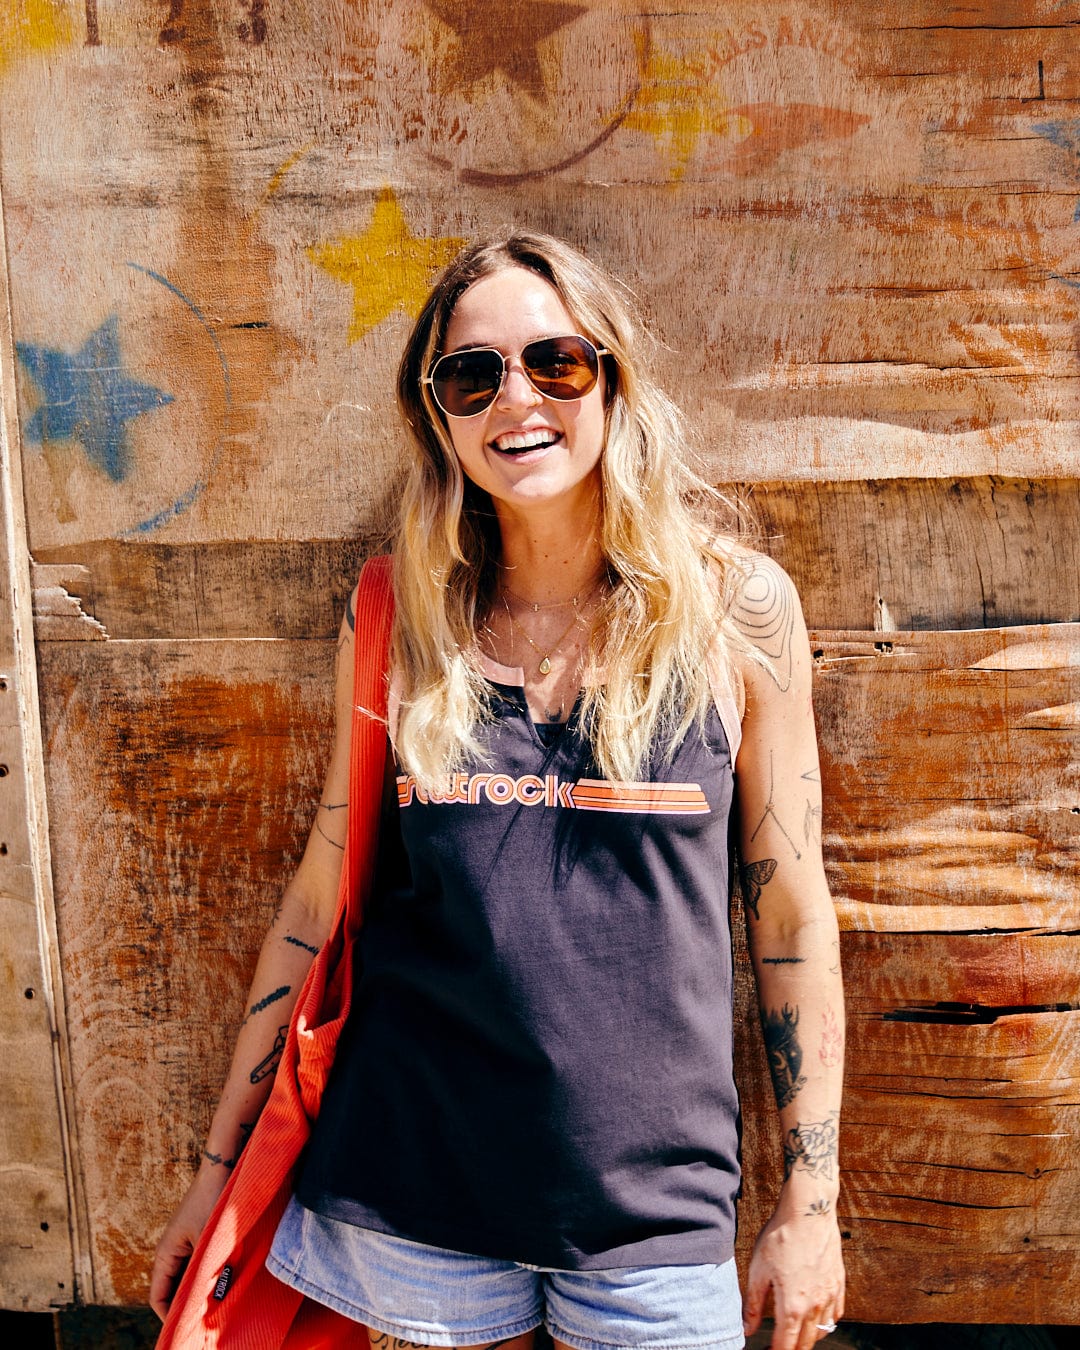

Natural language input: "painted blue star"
[16,314,174,482]
[1034,118,1080,222]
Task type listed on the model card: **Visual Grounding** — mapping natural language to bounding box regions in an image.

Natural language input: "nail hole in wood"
[24,988,34,999]
[40,1221,49,1232]
[0,765,8,777]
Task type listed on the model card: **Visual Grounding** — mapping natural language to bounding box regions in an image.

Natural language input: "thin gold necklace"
[502,583,585,613]
[501,593,587,677]
[500,566,606,614]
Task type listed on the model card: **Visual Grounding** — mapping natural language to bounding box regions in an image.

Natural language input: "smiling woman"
[154,232,846,1350]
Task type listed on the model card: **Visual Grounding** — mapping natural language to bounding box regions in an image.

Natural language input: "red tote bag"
[157,555,393,1349]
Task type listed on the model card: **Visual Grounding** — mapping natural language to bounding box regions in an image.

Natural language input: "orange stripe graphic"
[570,779,711,814]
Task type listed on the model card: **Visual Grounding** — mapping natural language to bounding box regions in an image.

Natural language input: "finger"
[809,1310,838,1348]
[741,1271,766,1336]
[149,1248,188,1322]
[797,1313,827,1350]
[769,1303,804,1350]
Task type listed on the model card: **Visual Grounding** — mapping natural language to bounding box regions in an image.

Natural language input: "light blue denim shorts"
[267,1197,744,1350]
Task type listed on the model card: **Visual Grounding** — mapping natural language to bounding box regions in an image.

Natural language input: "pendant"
[538,657,552,675]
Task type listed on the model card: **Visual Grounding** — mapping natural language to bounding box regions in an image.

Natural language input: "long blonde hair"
[393,231,747,791]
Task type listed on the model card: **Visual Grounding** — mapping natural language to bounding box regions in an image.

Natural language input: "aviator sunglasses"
[423,334,610,419]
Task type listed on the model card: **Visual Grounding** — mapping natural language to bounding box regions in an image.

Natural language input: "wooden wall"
[0,0,1077,1321]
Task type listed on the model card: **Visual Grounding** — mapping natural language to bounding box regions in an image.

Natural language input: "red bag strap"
[156,556,395,1349]
[342,554,395,932]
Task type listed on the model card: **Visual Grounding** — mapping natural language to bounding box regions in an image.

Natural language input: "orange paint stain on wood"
[154,0,301,493]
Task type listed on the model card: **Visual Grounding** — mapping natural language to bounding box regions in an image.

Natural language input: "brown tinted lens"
[431,348,504,417]
[522,336,599,400]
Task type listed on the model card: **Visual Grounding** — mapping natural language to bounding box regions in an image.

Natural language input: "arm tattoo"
[804,798,822,845]
[284,934,319,956]
[763,956,805,965]
[316,801,347,850]
[202,1148,237,1170]
[245,984,291,1021]
[250,1025,288,1084]
[783,1114,839,1181]
[763,1003,807,1109]
[732,556,794,691]
[806,1197,832,1217]
[820,1004,843,1067]
[739,856,777,921]
[315,815,346,850]
[750,750,801,859]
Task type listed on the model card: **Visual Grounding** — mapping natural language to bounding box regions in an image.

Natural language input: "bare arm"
[150,587,361,1320]
[731,554,846,1350]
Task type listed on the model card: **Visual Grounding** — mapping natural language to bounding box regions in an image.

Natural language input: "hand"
[149,1163,230,1322]
[742,1202,845,1350]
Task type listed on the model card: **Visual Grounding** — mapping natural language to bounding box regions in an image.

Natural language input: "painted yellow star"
[307,189,466,344]
[0,0,75,77]
[623,41,750,181]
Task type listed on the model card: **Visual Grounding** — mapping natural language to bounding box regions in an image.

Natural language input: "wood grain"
[33,621,1079,1313]
[732,622,1080,1322]
[0,165,79,1311]
[2,0,1079,1321]
[36,638,335,1306]
[0,2,1076,557]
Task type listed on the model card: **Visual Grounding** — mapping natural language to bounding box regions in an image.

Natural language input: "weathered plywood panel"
[26,476,1080,640]
[731,623,1080,1323]
[0,2,1077,560]
[811,625,1080,928]
[35,621,1079,1315]
[36,636,335,1306]
[748,477,1080,632]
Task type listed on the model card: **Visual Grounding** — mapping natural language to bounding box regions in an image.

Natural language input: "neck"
[495,514,605,608]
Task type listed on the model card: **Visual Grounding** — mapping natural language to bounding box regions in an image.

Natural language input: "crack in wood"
[884,1001,1078,1024]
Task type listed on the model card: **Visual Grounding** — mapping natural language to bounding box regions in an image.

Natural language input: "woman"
[152,232,845,1350]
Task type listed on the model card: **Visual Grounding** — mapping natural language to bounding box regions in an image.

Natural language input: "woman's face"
[436,266,607,525]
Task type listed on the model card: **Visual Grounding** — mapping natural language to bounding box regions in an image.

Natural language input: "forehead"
[443,266,578,352]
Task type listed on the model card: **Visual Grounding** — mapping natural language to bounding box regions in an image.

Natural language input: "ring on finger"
[816,1322,838,1334]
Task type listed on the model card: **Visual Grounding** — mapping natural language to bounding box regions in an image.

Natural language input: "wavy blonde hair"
[393,231,748,791]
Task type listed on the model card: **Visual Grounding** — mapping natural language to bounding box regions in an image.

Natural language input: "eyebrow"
[444,332,572,356]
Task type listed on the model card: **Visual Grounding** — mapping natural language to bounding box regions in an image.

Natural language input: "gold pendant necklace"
[501,594,585,677]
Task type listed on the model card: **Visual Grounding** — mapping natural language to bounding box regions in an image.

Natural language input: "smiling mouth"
[492,429,561,455]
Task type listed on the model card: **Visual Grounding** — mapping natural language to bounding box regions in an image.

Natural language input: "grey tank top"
[297,668,743,1270]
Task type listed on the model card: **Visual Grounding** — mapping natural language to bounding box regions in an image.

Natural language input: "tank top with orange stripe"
[296,664,743,1270]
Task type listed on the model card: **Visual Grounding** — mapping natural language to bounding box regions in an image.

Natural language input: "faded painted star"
[307,189,465,344]
[425,0,585,101]
[623,41,749,180]
[16,315,174,482]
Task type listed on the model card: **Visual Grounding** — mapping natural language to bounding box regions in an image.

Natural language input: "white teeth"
[493,429,559,452]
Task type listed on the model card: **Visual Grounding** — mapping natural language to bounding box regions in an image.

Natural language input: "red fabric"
[158,556,394,1349]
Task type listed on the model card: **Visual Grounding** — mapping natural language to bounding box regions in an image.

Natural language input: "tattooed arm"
[150,586,361,1321]
[730,553,846,1350]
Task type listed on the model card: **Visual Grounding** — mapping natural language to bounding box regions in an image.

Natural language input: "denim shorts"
[267,1197,744,1350]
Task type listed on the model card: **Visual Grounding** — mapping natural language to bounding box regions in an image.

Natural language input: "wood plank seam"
[0,169,91,1306]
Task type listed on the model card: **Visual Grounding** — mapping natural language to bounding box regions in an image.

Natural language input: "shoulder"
[721,545,805,698]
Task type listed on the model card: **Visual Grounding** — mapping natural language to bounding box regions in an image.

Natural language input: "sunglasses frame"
[422,334,611,420]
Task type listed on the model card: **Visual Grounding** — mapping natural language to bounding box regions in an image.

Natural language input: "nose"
[495,358,542,408]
